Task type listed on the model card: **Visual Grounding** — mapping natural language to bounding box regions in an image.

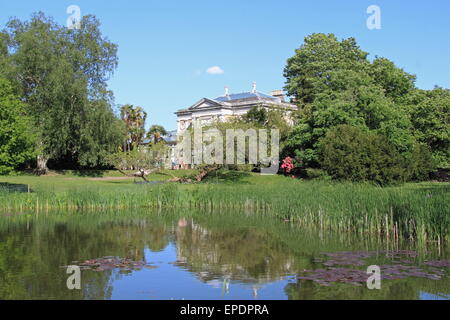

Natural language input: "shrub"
[319,125,408,185]
[305,168,331,180]
[224,164,254,172]
[403,143,435,181]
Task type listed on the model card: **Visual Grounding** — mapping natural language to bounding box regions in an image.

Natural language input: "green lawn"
[0,170,449,243]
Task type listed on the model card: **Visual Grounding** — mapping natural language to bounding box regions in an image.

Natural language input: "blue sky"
[1,0,449,129]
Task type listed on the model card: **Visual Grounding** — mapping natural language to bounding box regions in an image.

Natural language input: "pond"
[0,209,449,300]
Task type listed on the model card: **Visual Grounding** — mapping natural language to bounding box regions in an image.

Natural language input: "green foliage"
[284,85,414,165]
[370,57,416,100]
[0,78,35,174]
[284,34,414,105]
[283,33,446,180]
[1,13,123,169]
[197,120,255,170]
[241,106,291,138]
[240,106,292,157]
[405,88,450,168]
[242,106,268,125]
[0,173,448,242]
[266,109,291,143]
[147,125,168,144]
[199,110,289,171]
[403,143,436,181]
[120,104,147,151]
[107,143,168,171]
[319,125,434,185]
[78,98,126,167]
[284,33,370,104]
[320,125,406,185]
[305,168,331,180]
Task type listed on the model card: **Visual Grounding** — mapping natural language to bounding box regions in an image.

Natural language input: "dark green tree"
[242,106,268,125]
[319,125,407,185]
[283,33,417,168]
[404,88,450,168]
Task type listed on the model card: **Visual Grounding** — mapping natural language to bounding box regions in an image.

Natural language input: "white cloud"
[206,66,224,75]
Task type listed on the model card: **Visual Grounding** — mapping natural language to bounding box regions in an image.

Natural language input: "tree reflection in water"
[0,210,448,300]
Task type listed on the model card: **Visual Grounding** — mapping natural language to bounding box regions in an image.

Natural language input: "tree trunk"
[36,155,49,175]
[195,165,219,182]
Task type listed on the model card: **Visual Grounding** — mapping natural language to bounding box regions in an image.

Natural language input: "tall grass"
[0,177,448,243]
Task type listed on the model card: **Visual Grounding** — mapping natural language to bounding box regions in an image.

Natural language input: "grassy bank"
[0,170,449,243]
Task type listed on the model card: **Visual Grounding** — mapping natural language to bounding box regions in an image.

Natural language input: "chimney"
[269,90,285,102]
[252,81,257,93]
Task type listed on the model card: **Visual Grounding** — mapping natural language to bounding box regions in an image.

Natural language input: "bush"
[319,125,408,185]
[403,143,435,181]
[305,168,331,180]
[231,164,255,172]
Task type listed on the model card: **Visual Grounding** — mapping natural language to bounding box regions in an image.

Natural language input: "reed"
[0,175,448,242]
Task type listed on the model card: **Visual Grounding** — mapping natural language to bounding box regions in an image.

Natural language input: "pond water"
[0,210,449,300]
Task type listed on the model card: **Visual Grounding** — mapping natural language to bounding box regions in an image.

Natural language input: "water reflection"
[0,211,448,300]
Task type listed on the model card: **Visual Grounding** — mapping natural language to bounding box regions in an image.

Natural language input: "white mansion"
[175,82,297,134]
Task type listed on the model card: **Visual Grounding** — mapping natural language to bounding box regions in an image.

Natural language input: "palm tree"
[120,104,147,151]
[147,125,167,144]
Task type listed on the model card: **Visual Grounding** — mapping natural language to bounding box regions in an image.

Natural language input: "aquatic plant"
[0,175,448,243]
[299,250,448,286]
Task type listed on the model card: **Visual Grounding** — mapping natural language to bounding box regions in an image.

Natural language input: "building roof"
[162,130,177,144]
[175,85,297,116]
[214,91,280,102]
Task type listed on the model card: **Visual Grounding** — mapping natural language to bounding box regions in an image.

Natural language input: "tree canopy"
[147,125,168,144]
[120,104,147,151]
[0,12,124,173]
[405,87,450,168]
[283,33,447,180]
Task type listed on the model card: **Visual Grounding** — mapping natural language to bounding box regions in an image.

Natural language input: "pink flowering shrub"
[281,156,295,174]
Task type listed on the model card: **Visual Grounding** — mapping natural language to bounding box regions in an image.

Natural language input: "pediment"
[188,98,224,110]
